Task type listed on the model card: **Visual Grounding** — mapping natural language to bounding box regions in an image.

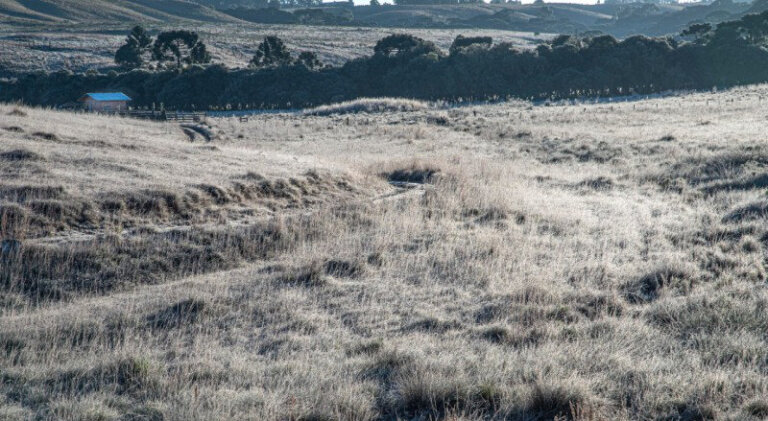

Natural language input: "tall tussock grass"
[1,218,302,304]
[304,98,430,116]
[0,171,362,239]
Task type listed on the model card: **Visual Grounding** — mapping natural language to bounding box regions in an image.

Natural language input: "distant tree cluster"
[680,10,768,46]
[114,26,153,69]
[393,0,482,4]
[226,0,350,8]
[116,28,323,71]
[12,11,768,111]
[449,35,493,54]
[373,34,441,56]
[681,23,712,41]
[215,0,323,9]
[115,26,211,70]
[278,0,324,7]
[604,0,677,4]
[250,36,323,69]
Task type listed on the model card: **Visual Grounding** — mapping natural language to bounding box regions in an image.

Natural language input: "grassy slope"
[4,87,768,419]
[0,0,740,35]
[0,0,239,23]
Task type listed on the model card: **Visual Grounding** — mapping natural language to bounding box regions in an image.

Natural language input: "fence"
[118,110,206,122]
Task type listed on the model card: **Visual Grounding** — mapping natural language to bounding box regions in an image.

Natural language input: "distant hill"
[0,0,756,38]
[610,0,749,36]
[348,1,751,36]
[0,0,240,24]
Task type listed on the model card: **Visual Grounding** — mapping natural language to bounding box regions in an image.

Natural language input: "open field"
[0,23,545,73]
[4,86,768,420]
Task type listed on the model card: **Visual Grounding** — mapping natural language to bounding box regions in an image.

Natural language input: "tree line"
[115,27,323,71]
[392,0,483,5]
[5,11,768,110]
[115,27,211,70]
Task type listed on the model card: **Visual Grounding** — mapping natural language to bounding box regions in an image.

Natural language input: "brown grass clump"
[280,262,330,287]
[527,383,593,420]
[146,298,209,330]
[623,264,697,303]
[0,149,44,161]
[722,200,768,223]
[0,185,65,202]
[31,131,59,141]
[49,356,162,398]
[304,98,430,116]
[381,161,441,184]
[1,203,28,240]
[322,258,366,278]
[743,399,768,418]
[576,176,615,190]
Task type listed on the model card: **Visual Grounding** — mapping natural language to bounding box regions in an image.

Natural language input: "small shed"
[78,92,131,112]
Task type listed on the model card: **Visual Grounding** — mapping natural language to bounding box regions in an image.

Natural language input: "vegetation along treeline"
[5,11,768,110]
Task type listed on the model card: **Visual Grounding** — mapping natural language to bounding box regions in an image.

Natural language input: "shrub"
[304,98,429,116]
[450,35,493,54]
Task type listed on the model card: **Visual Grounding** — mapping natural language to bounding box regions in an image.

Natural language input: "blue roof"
[83,92,131,101]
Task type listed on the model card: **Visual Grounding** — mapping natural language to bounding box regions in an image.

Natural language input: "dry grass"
[305,98,431,116]
[4,85,768,420]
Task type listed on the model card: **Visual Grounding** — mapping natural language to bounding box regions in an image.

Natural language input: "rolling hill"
[0,0,757,40]
[349,1,750,36]
[0,0,239,23]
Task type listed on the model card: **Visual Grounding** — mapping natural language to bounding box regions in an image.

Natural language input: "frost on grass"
[5,88,768,419]
[304,97,430,116]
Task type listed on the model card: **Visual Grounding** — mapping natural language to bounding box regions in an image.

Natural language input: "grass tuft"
[31,131,59,141]
[0,149,44,162]
[744,399,768,418]
[623,264,696,303]
[383,163,441,184]
[305,98,429,116]
[526,383,590,420]
[146,298,208,330]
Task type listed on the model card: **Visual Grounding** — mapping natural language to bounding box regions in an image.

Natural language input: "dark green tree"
[681,23,712,41]
[251,36,293,68]
[449,35,493,55]
[152,31,211,68]
[115,43,142,69]
[373,34,438,56]
[190,42,212,65]
[735,12,768,44]
[114,26,153,69]
[588,34,619,50]
[711,11,768,45]
[297,51,322,69]
[128,25,152,49]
